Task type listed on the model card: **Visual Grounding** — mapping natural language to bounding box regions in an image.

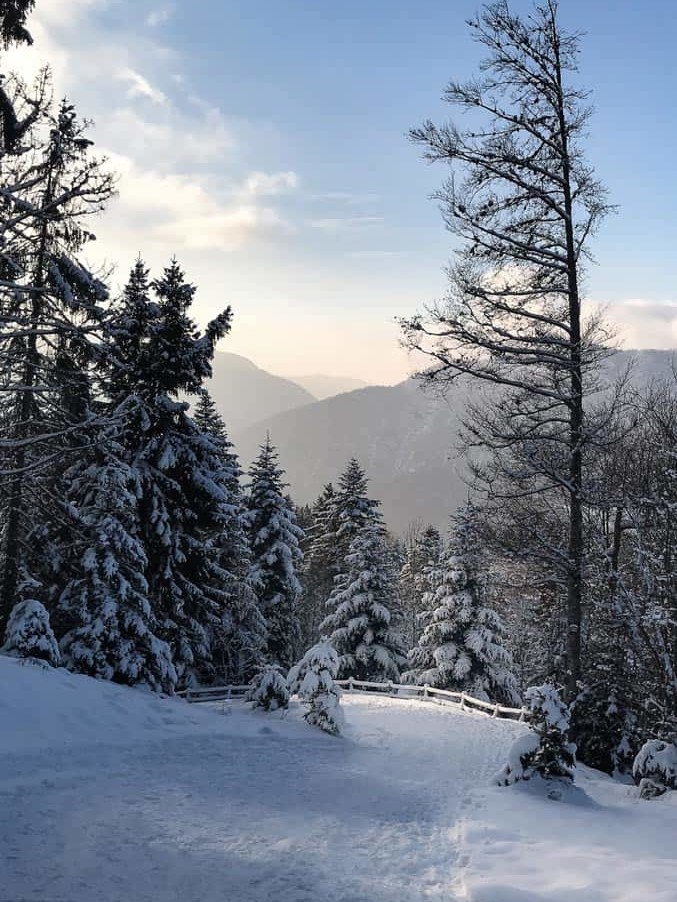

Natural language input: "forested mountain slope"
[233,349,675,532]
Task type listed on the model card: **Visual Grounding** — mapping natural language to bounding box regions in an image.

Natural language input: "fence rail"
[335,678,526,721]
[176,685,249,702]
[178,678,526,721]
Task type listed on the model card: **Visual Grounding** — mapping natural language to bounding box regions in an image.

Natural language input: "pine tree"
[193,391,265,682]
[247,437,303,669]
[247,664,290,712]
[322,517,405,682]
[497,684,576,788]
[56,425,176,692]
[0,94,114,633]
[299,483,339,649]
[399,525,443,648]
[332,459,380,576]
[106,259,232,685]
[1,597,60,666]
[288,641,344,735]
[404,506,519,705]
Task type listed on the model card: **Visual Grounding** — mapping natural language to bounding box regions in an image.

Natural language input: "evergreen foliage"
[105,260,232,685]
[288,641,344,735]
[322,516,405,682]
[1,598,60,666]
[404,507,519,705]
[299,483,338,649]
[57,427,176,693]
[0,94,114,632]
[399,525,443,648]
[497,684,576,786]
[192,391,265,682]
[247,437,303,669]
[247,664,290,712]
[633,739,677,799]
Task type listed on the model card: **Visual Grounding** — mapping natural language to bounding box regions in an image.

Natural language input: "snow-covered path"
[3,659,675,902]
[0,667,521,902]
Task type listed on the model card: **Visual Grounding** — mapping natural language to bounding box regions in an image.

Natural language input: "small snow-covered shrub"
[1,599,61,667]
[497,683,575,787]
[247,665,290,711]
[633,739,677,799]
[288,641,344,736]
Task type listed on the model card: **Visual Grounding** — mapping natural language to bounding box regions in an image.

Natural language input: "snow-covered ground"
[1,656,675,901]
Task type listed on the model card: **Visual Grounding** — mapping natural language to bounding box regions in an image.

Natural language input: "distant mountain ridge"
[231,349,676,534]
[286,374,370,400]
[205,352,315,433]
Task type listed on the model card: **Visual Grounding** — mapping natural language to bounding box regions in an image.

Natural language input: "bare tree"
[402,0,613,696]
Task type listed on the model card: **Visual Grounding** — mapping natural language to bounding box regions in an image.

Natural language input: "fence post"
[348,676,354,693]
[492,703,499,718]
[423,683,429,698]
[518,706,527,723]
[387,680,393,695]
[460,692,466,711]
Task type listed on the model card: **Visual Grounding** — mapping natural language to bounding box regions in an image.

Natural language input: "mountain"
[233,349,676,534]
[204,352,315,433]
[286,374,370,400]
[234,377,472,533]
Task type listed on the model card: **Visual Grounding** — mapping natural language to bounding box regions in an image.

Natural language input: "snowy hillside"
[1,656,675,902]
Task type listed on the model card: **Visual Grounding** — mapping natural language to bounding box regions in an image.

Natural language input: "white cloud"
[117,67,167,105]
[146,5,174,27]
[240,171,299,197]
[4,0,300,264]
[589,298,677,350]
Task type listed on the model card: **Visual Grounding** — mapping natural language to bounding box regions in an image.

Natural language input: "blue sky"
[12,0,677,382]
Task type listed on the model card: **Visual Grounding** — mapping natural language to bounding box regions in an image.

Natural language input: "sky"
[8,0,677,384]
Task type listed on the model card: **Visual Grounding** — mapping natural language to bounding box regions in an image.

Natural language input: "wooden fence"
[178,678,526,722]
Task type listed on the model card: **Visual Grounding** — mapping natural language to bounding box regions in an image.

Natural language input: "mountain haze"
[231,349,676,534]
[205,352,315,432]
[287,374,370,400]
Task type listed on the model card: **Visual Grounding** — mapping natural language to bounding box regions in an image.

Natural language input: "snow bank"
[0,654,308,756]
[458,764,677,901]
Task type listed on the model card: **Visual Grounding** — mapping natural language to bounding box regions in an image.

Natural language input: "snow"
[1,655,676,901]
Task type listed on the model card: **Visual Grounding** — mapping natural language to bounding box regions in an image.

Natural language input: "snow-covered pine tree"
[246,436,303,670]
[192,391,265,682]
[0,91,114,634]
[299,483,339,649]
[247,664,290,711]
[321,514,406,682]
[288,640,344,735]
[404,505,519,705]
[331,459,381,579]
[497,684,576,788]
[1,596,60,667]
[106,259,232,686]
[56,424,176,692]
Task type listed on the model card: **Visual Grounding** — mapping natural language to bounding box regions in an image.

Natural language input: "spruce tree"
[299,483,339,649]
[322,518,405,682]
[193,391,265,682]
[399,525,443,648]
[247,436,303,669]
[105,259,231,685]
[405,506,519,705]
[288,641,344,735]
[332,459,380,575]
[56,425,176,692]
[1,597,60,666]
[0,95,114,633]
